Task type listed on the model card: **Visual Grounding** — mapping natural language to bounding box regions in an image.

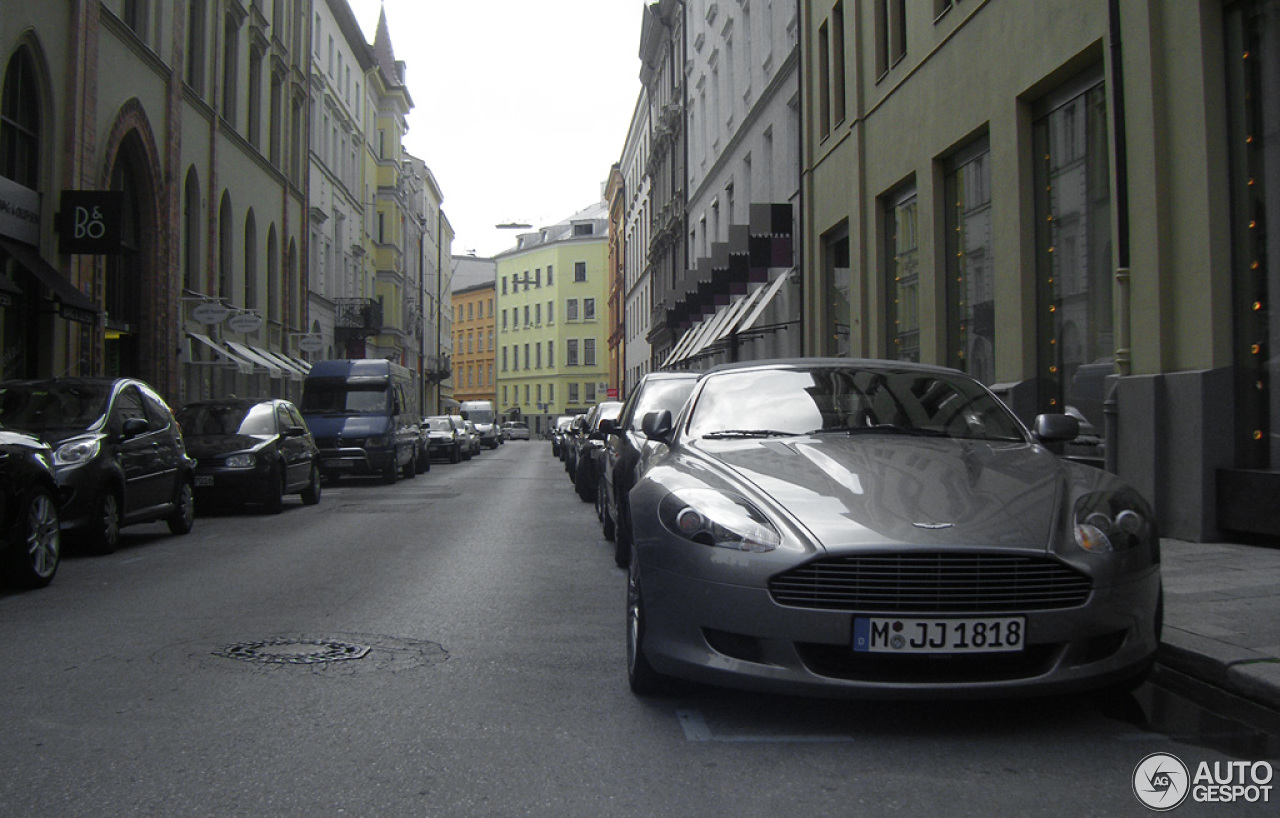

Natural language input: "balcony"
[334,298,382,337]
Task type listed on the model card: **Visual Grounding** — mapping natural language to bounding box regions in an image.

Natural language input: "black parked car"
[0,378,196,553]
[0,430,61,588]
[600,372,700,566]
[574,401,623,503]
[422,415,463,464]
[176,398,322,514]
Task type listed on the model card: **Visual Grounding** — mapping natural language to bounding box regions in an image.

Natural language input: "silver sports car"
[625,359,1162,699]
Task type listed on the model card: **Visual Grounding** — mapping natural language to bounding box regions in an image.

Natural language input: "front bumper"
[637,556,1161,699]
[317,446,394,476]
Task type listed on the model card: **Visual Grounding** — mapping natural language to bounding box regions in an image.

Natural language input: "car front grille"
[769,552,1092,613]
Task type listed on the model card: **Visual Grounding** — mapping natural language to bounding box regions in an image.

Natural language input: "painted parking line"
[677,709,858,743]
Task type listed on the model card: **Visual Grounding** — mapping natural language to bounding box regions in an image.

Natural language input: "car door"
[111,385,164,515]
[277,403,309,490]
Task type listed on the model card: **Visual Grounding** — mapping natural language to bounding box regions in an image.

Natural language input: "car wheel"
[167,480,195,535]
[613,504,632,568]
[600,478,616,542]
[382,457,398,485]
[403,451,417,480]
[627,550,666,695]
[9,487,60,588]
[416,448,428,474]
[301,464,322,505]
[450,444,461,464]
[263,464,285,515]
[88,487,122,554]
[576,460,595,502]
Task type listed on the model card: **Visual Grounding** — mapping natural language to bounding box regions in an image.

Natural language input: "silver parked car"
[625,359,1162,699]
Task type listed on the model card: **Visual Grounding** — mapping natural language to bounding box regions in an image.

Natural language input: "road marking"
[677,709,858,743]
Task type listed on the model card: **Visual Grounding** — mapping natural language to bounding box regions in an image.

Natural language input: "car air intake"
[769,553,1092,613]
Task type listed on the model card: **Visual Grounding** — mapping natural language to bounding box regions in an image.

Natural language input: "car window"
[140,388,173,432]
[0,382,112,431]
[276,405,294,431]
[627,380,697,432]
[111,386,147,429]
[286,404,307,429]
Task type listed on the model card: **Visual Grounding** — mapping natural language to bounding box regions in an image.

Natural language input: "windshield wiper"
[702,429,801,439]
[811,424,948,437]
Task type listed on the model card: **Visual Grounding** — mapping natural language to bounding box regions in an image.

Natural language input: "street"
[0,442,1275,817]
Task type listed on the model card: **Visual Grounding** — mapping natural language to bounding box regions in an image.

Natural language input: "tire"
[167,480,195,535]
[9,487,60,588]
[600,476,616,542]
[263,465,285,515]
[613,503,632,568]
[403,451,417,480]
[627,549,667,695]
[301,464,322,505]
[450,444,461,464]
[416,448,428,474]
[576,459,595,502]
[382,457,398,485]
[87,486,122,554]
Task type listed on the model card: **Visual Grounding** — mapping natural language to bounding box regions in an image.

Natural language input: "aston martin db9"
[625,359,1162,699]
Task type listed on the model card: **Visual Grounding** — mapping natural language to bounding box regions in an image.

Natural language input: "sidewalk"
[1158,539,1280,712]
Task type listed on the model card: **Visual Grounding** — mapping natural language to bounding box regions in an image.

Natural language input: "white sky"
[347,0,650,259]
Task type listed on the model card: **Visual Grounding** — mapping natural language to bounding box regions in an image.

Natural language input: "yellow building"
[495,204,610,435]
[451,280,496,406]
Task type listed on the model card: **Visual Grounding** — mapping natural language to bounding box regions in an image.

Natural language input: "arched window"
[218,193,233,300]
[244,209,257,309]
[267,224,279,323]
[0,48,40,188]
[183,167,201,293]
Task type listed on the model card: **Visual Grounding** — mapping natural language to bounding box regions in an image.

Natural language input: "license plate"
[327,460,354,469]
[194,475,214,487]
[853,616,1025,654]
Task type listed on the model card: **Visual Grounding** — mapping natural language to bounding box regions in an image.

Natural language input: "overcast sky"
[347,1,649,259]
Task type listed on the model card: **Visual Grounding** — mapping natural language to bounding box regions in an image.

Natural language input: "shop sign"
[0,177,39,246]
[297,333,324,353]
[192,302,230,324]
[57,191,124,254]
[226,312,263,334]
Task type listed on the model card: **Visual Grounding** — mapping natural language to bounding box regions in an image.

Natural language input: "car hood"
[301,415,390,438]
[692,435,1070,551]
[183,434,272,457]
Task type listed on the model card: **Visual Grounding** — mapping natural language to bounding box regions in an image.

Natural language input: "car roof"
[701,357,965,377]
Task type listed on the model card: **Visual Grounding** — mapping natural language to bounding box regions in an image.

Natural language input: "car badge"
[912,522,954,530]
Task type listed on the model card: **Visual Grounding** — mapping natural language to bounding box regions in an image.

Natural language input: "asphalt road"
[0,442,1274,817]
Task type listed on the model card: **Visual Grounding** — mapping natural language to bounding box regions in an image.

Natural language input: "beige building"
[800,0,1277,542]
[1,1,311,406]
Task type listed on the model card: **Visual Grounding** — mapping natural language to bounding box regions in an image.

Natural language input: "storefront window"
[885,187,919,362]
[945,140,995,384]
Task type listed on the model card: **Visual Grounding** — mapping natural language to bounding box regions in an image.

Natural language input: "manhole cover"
[215,638,371,665]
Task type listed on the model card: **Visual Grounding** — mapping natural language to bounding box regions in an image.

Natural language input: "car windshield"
[424,417,452,432]
[300,381,387,414]
[0,382,112,432]
[684,366,1027,442]
[177,403,276,436]
[629,379,697,432]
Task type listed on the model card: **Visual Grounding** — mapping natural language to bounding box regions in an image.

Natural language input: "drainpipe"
[1105,0,1131,474]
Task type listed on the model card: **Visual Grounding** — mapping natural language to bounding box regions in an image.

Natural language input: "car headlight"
[658,488,781,553]
[54,436,102,467]
[1072,488,1153,553]
[365,436,388,448]
[224,453,256,469]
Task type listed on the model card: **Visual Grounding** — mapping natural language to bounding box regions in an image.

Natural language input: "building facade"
[451,277,495,407]
[0,0,312,407]
[619,87,652,398]
[495,204,610,435]
[799,0,1279,542]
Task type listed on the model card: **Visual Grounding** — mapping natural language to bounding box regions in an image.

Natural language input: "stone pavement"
[1159,539,1280,712]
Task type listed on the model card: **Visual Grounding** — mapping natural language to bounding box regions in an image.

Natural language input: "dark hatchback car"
[0,378,195,553]
[176,398,322,514]
[600,372,700,566]
[0,430,61,588]
[422,415,464,463]
[573,401,624,503]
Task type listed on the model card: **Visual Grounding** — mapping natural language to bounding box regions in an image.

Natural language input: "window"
[535,303,541,324]
[547,265,554,284]
[502,347,508,371]
[584,339,596,367]
[535,343,542,369]
[524,384,530,404]
[488,330,493,351]
[502,276,507,294]
[818,21,830,135]
[502,309,508,330]
[468,302,474,320]
[585,381,597,402]
[548,301,554,323]
[524,344,530,369]
[243,211,257,308]
[945,140,995,384]
[548,340,554,367]
[884,185,919,362]
[221,13,239,123]
[535,268,541,287]
[523,305,530,326]
[1034,73,1111,433]
[523,271,530,291]
[583,298,596,321]
[574,262,587,282]
[567,299,579,321]
[185,0,206,94]
[832,2,846,124]
[567,339,579,366]
[821,227,851,357]
[183,169,201,292]
[569,382,580,403]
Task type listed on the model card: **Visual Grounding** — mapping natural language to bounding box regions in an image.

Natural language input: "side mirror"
[641,409,673,443]
[121,417,149,439]
[283,425,308,437]
[1032,413,1080,443]
[598,417,617,436]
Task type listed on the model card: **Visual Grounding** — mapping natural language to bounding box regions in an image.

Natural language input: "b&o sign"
[57,191,124,254]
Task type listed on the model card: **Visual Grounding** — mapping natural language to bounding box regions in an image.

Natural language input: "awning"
[737,268,792,334]
[224,340,284,377]
[255,348,306,382]
[662,270,790,367]
[682,285,767,362]
[287,355,312,374]
[0,237,99,323]
[186,333,255,375]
